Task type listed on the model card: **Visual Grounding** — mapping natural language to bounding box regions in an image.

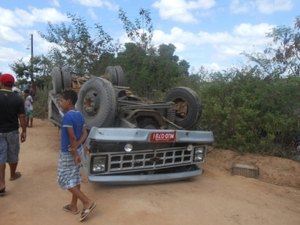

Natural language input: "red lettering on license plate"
[150,131,176,143]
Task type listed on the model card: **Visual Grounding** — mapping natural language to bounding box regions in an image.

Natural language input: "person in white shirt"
[24,89,34,127]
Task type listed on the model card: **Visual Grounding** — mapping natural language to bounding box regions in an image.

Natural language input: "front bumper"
[87,168,202,185]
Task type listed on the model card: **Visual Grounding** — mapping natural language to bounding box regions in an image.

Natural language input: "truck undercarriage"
[48,66,214,184]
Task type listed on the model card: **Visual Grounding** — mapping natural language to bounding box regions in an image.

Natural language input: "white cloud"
[230,0,254,14]
[30,7,69,23]
[51,0,60,7]
[0,7,68,74]
[204,63,222,71]
[0,7,68,28]
[88,8,98,20]
[0,46,27,74]
[153,0,216,23]
[151,22,274,71]
[153,27,231,52]
[0,31,58,72]
[230,0,293,14]
[0,25,25,44]
[154,27,196,49]
[257,0,293,14]
[0,7,69,57]
[73,0,118,11]
[233,23,274,40]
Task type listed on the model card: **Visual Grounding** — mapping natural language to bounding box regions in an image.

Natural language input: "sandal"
[80,202,96,222]
[10,172,22,181]
[63,204,80,215]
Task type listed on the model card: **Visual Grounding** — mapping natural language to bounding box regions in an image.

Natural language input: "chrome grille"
[108,147,193,172]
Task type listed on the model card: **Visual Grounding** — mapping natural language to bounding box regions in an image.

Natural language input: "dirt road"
[1,119,299,225]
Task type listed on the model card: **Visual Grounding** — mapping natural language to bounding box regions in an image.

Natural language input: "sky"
[0,0,299,76]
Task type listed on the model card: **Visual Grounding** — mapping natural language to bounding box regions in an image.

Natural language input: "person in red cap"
[0,73,27,196]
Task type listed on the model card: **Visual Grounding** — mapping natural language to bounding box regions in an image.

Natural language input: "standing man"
[0,74,27,196]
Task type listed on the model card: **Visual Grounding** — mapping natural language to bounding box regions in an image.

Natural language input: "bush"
[198,70,300,158]
[33,87,50,119]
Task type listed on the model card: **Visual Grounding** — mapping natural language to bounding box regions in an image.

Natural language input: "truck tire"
[104,66,115,83]
[76,77,116,129]
[61,66,72,90]
[165,87,201,129]
[114,65,126,86]
[105,65,125,86]
[51,67,62,94]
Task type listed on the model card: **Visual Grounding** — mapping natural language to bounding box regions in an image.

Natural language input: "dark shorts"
[0,130,20,164]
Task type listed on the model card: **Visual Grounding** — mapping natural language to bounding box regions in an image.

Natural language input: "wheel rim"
[174,98,188,119]
[82,90,100,116]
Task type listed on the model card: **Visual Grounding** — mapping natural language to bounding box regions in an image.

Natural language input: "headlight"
[194,146,206,162]
[194,155,203,161]
[124,143,133,152]
[195,148,203,154]
[92,156,106,173]
[187,144,194,151]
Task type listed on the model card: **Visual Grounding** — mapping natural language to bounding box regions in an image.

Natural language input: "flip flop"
[0,188,6,197]
[63,204,80,215]
[10,172,21,181]
[80,202,96,222]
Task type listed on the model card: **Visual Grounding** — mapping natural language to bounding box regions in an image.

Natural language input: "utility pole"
[29,33,36,98]
[30,34,34,80]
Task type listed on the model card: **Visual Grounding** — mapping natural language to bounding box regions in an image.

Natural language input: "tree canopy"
[243,16,300,77]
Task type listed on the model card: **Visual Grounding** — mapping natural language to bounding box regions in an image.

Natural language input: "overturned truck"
[48,66,214,184]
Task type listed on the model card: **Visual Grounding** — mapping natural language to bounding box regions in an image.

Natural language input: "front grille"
[108,147,193,173]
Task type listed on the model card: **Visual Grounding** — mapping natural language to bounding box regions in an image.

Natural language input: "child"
[57,90,96,222]
[24,89,33,127]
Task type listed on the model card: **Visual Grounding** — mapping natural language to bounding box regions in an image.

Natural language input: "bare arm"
[77,126,88,146]
[67,127,81,164]
[18,114,27,143]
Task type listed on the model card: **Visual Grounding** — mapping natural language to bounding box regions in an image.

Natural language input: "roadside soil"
[1,119,299,225]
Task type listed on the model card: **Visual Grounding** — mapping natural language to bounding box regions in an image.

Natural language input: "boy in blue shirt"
[57,90,96,222]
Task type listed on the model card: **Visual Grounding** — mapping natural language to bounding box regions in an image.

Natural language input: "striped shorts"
[57,147,83,190]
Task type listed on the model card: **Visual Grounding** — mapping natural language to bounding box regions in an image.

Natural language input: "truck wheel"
[165,87,201,129]
[114,65,126,86]
[61,66,72,90]
[51,67,62,94]
[104,66,116,84]
[105,65,125,86]
[76,77,116,129]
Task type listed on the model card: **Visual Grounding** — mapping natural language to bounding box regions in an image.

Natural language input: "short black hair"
[62,90,78,105]
[24,89,30,94]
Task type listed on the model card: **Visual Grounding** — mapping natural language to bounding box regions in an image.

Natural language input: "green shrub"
[33,88,50,119]
[198,70,300,158]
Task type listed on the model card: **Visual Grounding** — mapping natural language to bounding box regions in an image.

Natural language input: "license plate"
[150,131,176,143]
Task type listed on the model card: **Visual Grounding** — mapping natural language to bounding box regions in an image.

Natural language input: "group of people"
[0,73,96,222]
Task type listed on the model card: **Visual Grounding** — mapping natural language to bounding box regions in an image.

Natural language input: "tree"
[117,9,192,95]
[244,15,300,77]
[116,42,149,95]
[266,16,300,76]
[10,59,30,80]
[40,13,119,74]
[118,8,153,52]
[10,56,53,91]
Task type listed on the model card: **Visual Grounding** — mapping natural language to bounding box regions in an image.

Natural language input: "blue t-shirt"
[61,110,85,152]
